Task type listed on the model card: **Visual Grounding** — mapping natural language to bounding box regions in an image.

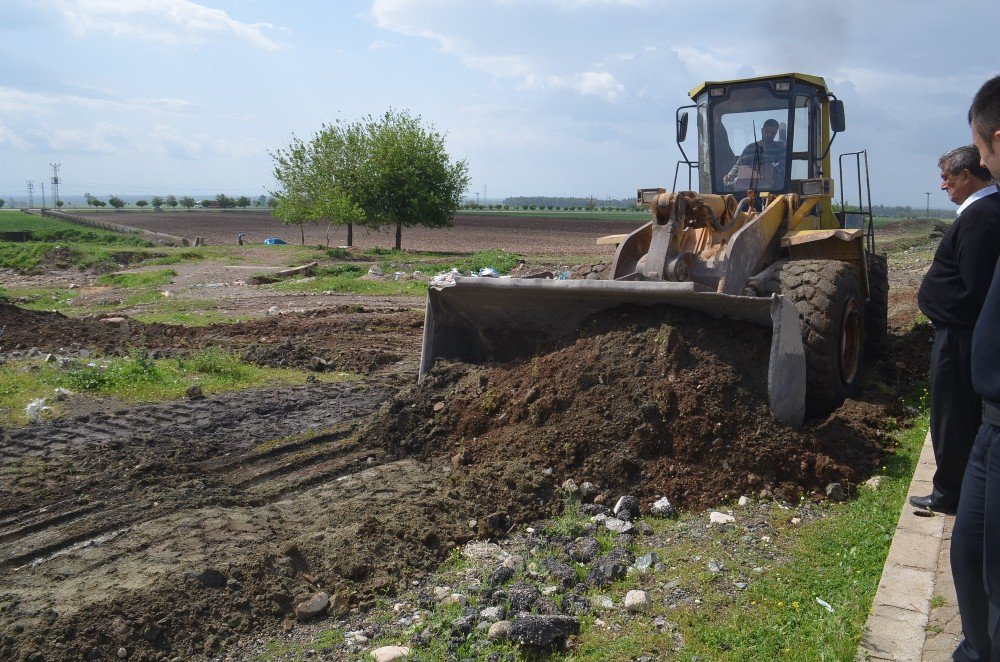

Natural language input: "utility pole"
[26,180,34,208]
[475,192,480,206]
[925,192,931,219]
[483,185,487,206]
[41,182,46,209]
[50,163,61,207]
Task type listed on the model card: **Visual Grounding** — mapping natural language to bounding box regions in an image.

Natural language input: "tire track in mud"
[0,383,387,570]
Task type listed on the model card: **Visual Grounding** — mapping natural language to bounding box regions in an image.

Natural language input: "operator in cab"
[722,118,786,190]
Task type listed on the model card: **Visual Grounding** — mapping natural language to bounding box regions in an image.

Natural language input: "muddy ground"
[0,218,933,661]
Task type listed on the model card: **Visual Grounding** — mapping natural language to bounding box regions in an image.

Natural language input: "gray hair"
[938,145,992,181]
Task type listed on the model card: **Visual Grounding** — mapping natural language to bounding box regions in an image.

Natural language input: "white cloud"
[574,71,625,101]
[58,0,283,51]
[368,39,395,50]
[0,122,33,150]
[670,46,744,81]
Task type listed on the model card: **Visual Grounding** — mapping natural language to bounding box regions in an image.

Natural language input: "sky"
[1,0,997,208]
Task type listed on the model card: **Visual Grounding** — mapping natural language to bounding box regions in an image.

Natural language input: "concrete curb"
[856,431,959,660]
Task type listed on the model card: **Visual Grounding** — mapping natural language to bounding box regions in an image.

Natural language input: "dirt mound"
[373,305,894,511]
[0,303,422,375]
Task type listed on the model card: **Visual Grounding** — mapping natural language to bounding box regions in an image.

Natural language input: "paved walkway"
[857,431,963,660]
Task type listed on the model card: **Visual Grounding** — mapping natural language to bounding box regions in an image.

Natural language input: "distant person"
[951,74,1000,662]
[722,118,786,189]
[912,145,1000,516]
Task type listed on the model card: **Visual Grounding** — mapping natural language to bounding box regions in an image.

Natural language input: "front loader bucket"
[420,277,806,428]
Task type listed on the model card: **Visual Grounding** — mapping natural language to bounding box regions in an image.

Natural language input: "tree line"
[270,109,469,248]
[80,193,271,212]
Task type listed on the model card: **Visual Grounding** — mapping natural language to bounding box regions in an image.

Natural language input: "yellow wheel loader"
[420,73,887,428]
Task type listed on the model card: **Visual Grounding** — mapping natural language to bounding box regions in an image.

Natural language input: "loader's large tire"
[778,259,865,417]
[865,252,889,357]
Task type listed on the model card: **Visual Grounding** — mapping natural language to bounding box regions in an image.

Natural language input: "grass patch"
[0,350,358,425]
[274,271,427,296]
[95,268,177,288]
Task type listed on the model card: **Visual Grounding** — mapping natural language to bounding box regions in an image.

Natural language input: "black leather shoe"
[909,494,957,514]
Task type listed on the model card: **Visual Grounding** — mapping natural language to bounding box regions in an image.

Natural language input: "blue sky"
[1,0,996,207]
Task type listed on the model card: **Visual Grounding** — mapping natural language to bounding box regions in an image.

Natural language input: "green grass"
[0,350,358,425]
[274,270,428,295]
[95,268,177,288]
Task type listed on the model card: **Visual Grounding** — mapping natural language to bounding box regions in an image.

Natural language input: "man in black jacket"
[912,145,1000,514]
[951,73,1000,662]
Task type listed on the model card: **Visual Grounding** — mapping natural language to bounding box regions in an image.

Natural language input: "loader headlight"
[798,178,832,196]
[710,87,725,97]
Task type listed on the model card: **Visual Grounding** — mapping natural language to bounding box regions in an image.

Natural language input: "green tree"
[165,194,178,210]
[0,198,5,208]
[151,196,164,211]
[344,109,468,249]
[180,196,196,211]
[200,199,213,208]
[135,199,149,209]
[236,195,251,210]
[108,196,126,211]
[56,200,64,208]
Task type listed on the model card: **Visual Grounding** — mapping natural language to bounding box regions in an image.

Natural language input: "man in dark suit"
[912,144,1000,515]
[951,74,1000,661]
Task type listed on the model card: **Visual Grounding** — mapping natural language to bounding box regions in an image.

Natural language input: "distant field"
[68,210,643,254]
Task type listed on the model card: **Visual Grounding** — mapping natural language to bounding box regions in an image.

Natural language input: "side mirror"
[677,112,689,143]
[830,100,846,133]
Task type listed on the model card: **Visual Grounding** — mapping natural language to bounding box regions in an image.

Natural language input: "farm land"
[0,209,937,661]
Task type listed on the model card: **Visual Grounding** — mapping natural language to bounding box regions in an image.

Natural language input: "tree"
[216,193,235,209]
[136,200,148,209]
[108,196,126,211]
[165,194,178,210]
[340,109,468,250]
[236,195,251,210]
[151,196,164,211]
[56,200,64,208]
[180,196,196,211]
[200,199,213,208]
[0,198,5,208]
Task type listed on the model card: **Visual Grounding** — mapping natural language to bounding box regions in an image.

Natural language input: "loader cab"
[676,74,843,200]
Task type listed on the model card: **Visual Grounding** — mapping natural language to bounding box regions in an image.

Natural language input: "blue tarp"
[263,237,287,245]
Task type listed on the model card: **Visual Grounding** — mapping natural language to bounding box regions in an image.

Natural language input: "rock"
[624,590,650,612]
[593,493,605,505]
[432,586,451,602]
[633,552,660,571]
[560,592,591,616]
[487,620,511,641]
[267,306,280,316]
[488,565,515,587]
[480,606,504,622]
[185,384,203,399]
[569,537,601,563]
[368,265,384,276]
[863,476,885,491]
[826,482,846,501]
[117,648,128,659]
[737,496,751,507]
[613,495,640,521]
[507,614,580,648]
[369,646,410,662]
[542,558,578,587]
[294,592,329,620]
[651,497,678,518]
[100,317,128,328]
[579,482,599,503]
[588,557,627,587]
[451,614,475,635]
[604,517,635,534]
[507,582,540,612]
[560,478,580,497]
[708,560,722,573]
[310,356,331,371]
[446,593,467,606]
[709,511,735,525]
[433,401,445,413]
[593,595,614,609]
[790,517,802,527]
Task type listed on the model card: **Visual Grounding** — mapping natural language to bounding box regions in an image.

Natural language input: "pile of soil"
[372,305,896,512]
